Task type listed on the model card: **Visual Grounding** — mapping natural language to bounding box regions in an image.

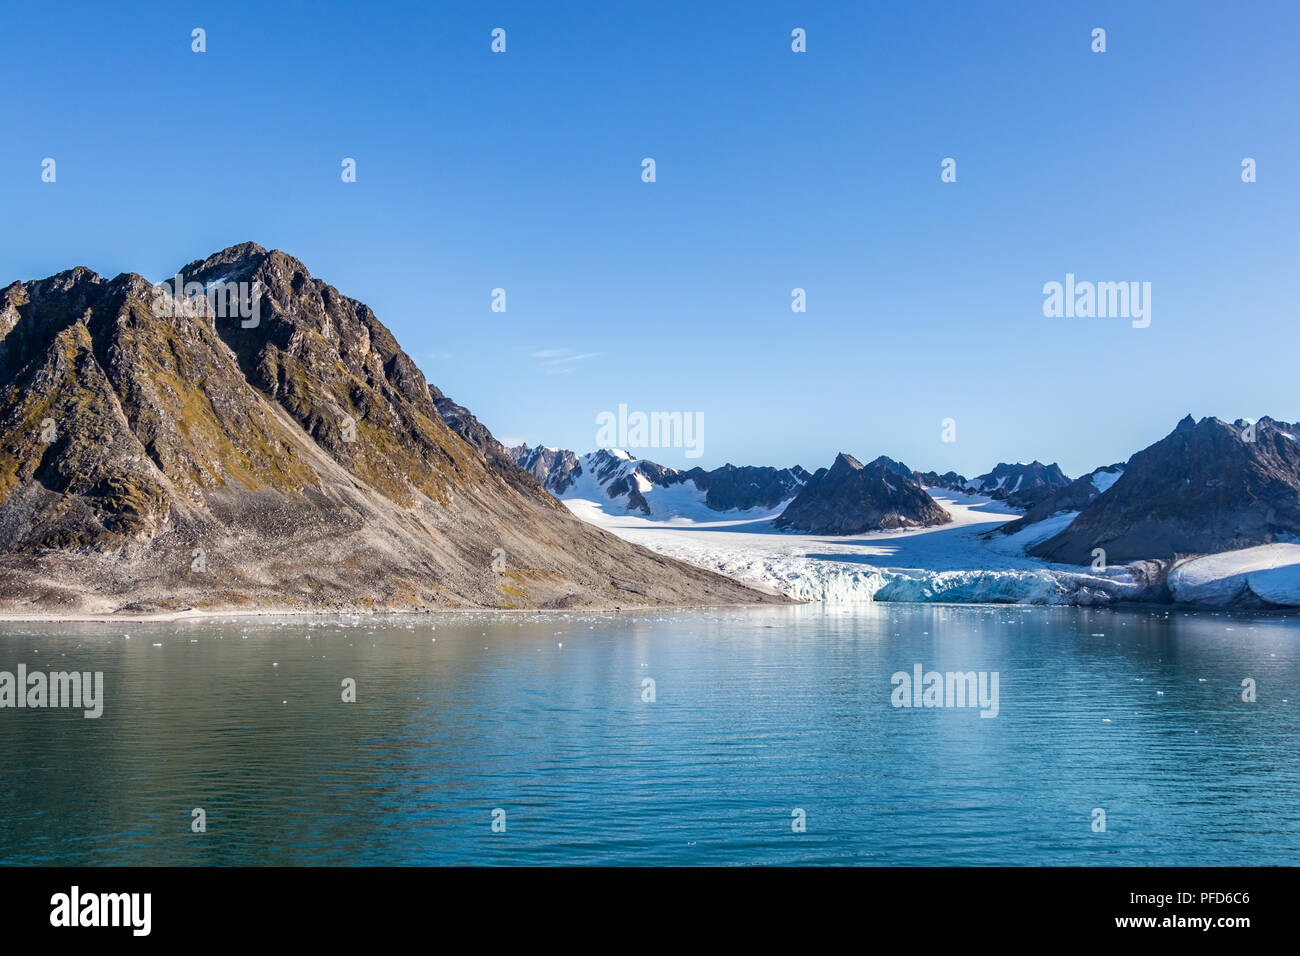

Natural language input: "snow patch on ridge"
[559,453,791,523]
[1091,469,1122,494]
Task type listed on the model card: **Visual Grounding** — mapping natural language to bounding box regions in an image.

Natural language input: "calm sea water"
[1,604,1297,866]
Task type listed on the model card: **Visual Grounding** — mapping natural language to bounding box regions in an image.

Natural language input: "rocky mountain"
[510,445,809,518]
[571,449,682,516]
[869,455,916,480]
[993,464,1125,538]
[426,384,536,496]
[687,461,813,512]
[1030,416,1300,564]
[913,469,970,492]
[870,459,1069,511]
[512,444,582,494]
[772,452,952,534]
[0,243,784,614]
[968,461,1071,510]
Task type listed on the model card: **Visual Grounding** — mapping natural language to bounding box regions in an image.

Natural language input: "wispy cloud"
[532,348,601,374]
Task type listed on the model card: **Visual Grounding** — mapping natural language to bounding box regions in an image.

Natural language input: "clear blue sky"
[2,1,1296,478]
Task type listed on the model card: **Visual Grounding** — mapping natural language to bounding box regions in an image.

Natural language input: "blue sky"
[2,1,1296,478]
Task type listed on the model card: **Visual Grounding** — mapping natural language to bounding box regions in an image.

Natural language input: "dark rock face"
[913,470,969,491]
[773,452,952,534]
[1030,415,1300,564]
[429,388,549,500]
[511,444,582,494]
[0,243,784,613]
[995,464,1124,538]
[969,461,1071,510]
[682,463,810,512]
[869,455,916,480]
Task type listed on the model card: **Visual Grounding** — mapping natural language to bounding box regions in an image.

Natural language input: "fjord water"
[1,605,1298,866]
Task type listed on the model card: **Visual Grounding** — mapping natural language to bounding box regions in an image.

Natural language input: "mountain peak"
[829,452,864,475]
[213,240,267,260]
[174,242,280,287]
[0,248,779,613]
[869,455,914,478]
[1031,412,1300,564]
[776,452,950,534]
[968,460,1072,510]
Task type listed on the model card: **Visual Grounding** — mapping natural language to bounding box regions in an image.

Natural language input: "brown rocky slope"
[0,243,787,615]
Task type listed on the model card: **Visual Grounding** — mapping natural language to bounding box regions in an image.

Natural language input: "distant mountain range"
[993,464,1125,541]
[516,415,1300,574]
[511,445,810,518]
[910,460,1071,509]
[513,442,1076,534]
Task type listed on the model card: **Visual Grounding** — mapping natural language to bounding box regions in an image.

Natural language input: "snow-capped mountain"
[991,463,1126,542]
[513,444,582,493]
[966,461,1071,509]
[510,444,1073,534]
[500,417,1300,609]
[508,445,809,519]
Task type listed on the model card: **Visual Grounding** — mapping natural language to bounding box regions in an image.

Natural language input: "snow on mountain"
[509,445,808,520]
[967,461,1071,509]
[562,484,1150,606]
[510,444,583,492]
[1090,468,1123,495]
[506,419,1300,609]
[989,463,1124,543]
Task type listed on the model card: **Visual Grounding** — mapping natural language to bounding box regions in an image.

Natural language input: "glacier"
[553,457,1300,608]
[561,485,1153,605]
